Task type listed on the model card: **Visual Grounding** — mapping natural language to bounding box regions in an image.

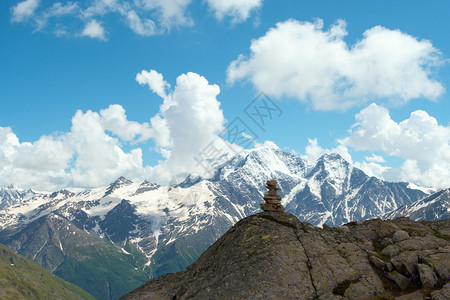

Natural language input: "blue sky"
[1,0,449,190]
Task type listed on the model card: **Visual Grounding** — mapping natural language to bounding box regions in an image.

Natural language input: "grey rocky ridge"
[122,182,450,299]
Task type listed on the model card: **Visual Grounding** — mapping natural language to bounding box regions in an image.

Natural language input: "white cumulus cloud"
[205,0,262,23]
[301,104,449,189]
[124,9,157,36]
[136,0,193,29]
[67,109,146,187]
[136,70,228,183]
[227,19,444,110]
[340,103,450,188]
[99,104,153,142]
[0,70,232,190]
[353,161,390,179]
[0,105,152,190]
[365,154,386,163]
[81,19,107,40]
[11,0,40,22]
[136,69,171,98]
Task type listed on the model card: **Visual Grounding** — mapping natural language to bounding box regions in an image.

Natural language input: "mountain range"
[0,142,448,299]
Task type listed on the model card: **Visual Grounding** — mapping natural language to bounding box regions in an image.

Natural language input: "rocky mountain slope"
[0,143,441,299]
[0,243,94,300]
[384,188,450,222]
[122,212,450,300]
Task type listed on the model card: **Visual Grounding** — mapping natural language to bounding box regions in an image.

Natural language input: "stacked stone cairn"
[260,180,284,212]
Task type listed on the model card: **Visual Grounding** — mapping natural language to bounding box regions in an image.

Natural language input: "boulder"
[343,277,384,299]
[385,262,394,272]
[424,252,450,279]
[393,230,410,243]
[391,251,418,275]
[417,263,437,288]
[369,255,386,270]
[387,271,411,291]
[382,238,394,246]
[431,282,450,300]
[398,236,443,251]
[396,290,425,300]
[337,226,350,233]
[382,245,403,257]
[378,221,400,239]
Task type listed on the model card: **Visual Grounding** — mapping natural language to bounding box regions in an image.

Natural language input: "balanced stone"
[260,180,284,212]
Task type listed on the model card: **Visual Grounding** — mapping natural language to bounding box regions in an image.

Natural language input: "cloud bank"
[303,103,450,189]
[0,70,229,190]
[227,19,444,110]
[340,103,450,188]
[10,0,261,39]
[0,106,147,190]
[1,99,448,190]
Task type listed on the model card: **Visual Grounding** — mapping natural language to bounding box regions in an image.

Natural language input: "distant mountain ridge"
[383,188,450,221]
[0,142,446,299]
[0,185,35,210]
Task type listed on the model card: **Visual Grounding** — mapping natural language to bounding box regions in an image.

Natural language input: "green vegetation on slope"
[0,243,95,300]
[54,240,150,300]
[149,231,215,278]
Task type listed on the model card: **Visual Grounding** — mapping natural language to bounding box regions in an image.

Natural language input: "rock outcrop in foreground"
[122,212,450,299]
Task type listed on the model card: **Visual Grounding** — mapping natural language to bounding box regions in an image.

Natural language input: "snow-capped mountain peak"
[0,185,36,210]
[104,176,133,196]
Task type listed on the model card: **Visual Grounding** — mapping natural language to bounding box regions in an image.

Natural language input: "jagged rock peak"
[104,176,133,197]
[113,176,133,185]
[0,184,29,194]
[132,180,160,196]
[109,176,133,189]
[319,152,346,160]
[315,152,350,169]
[50,189,74,199]
[122,213,450,300]
[139,180,159,188]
